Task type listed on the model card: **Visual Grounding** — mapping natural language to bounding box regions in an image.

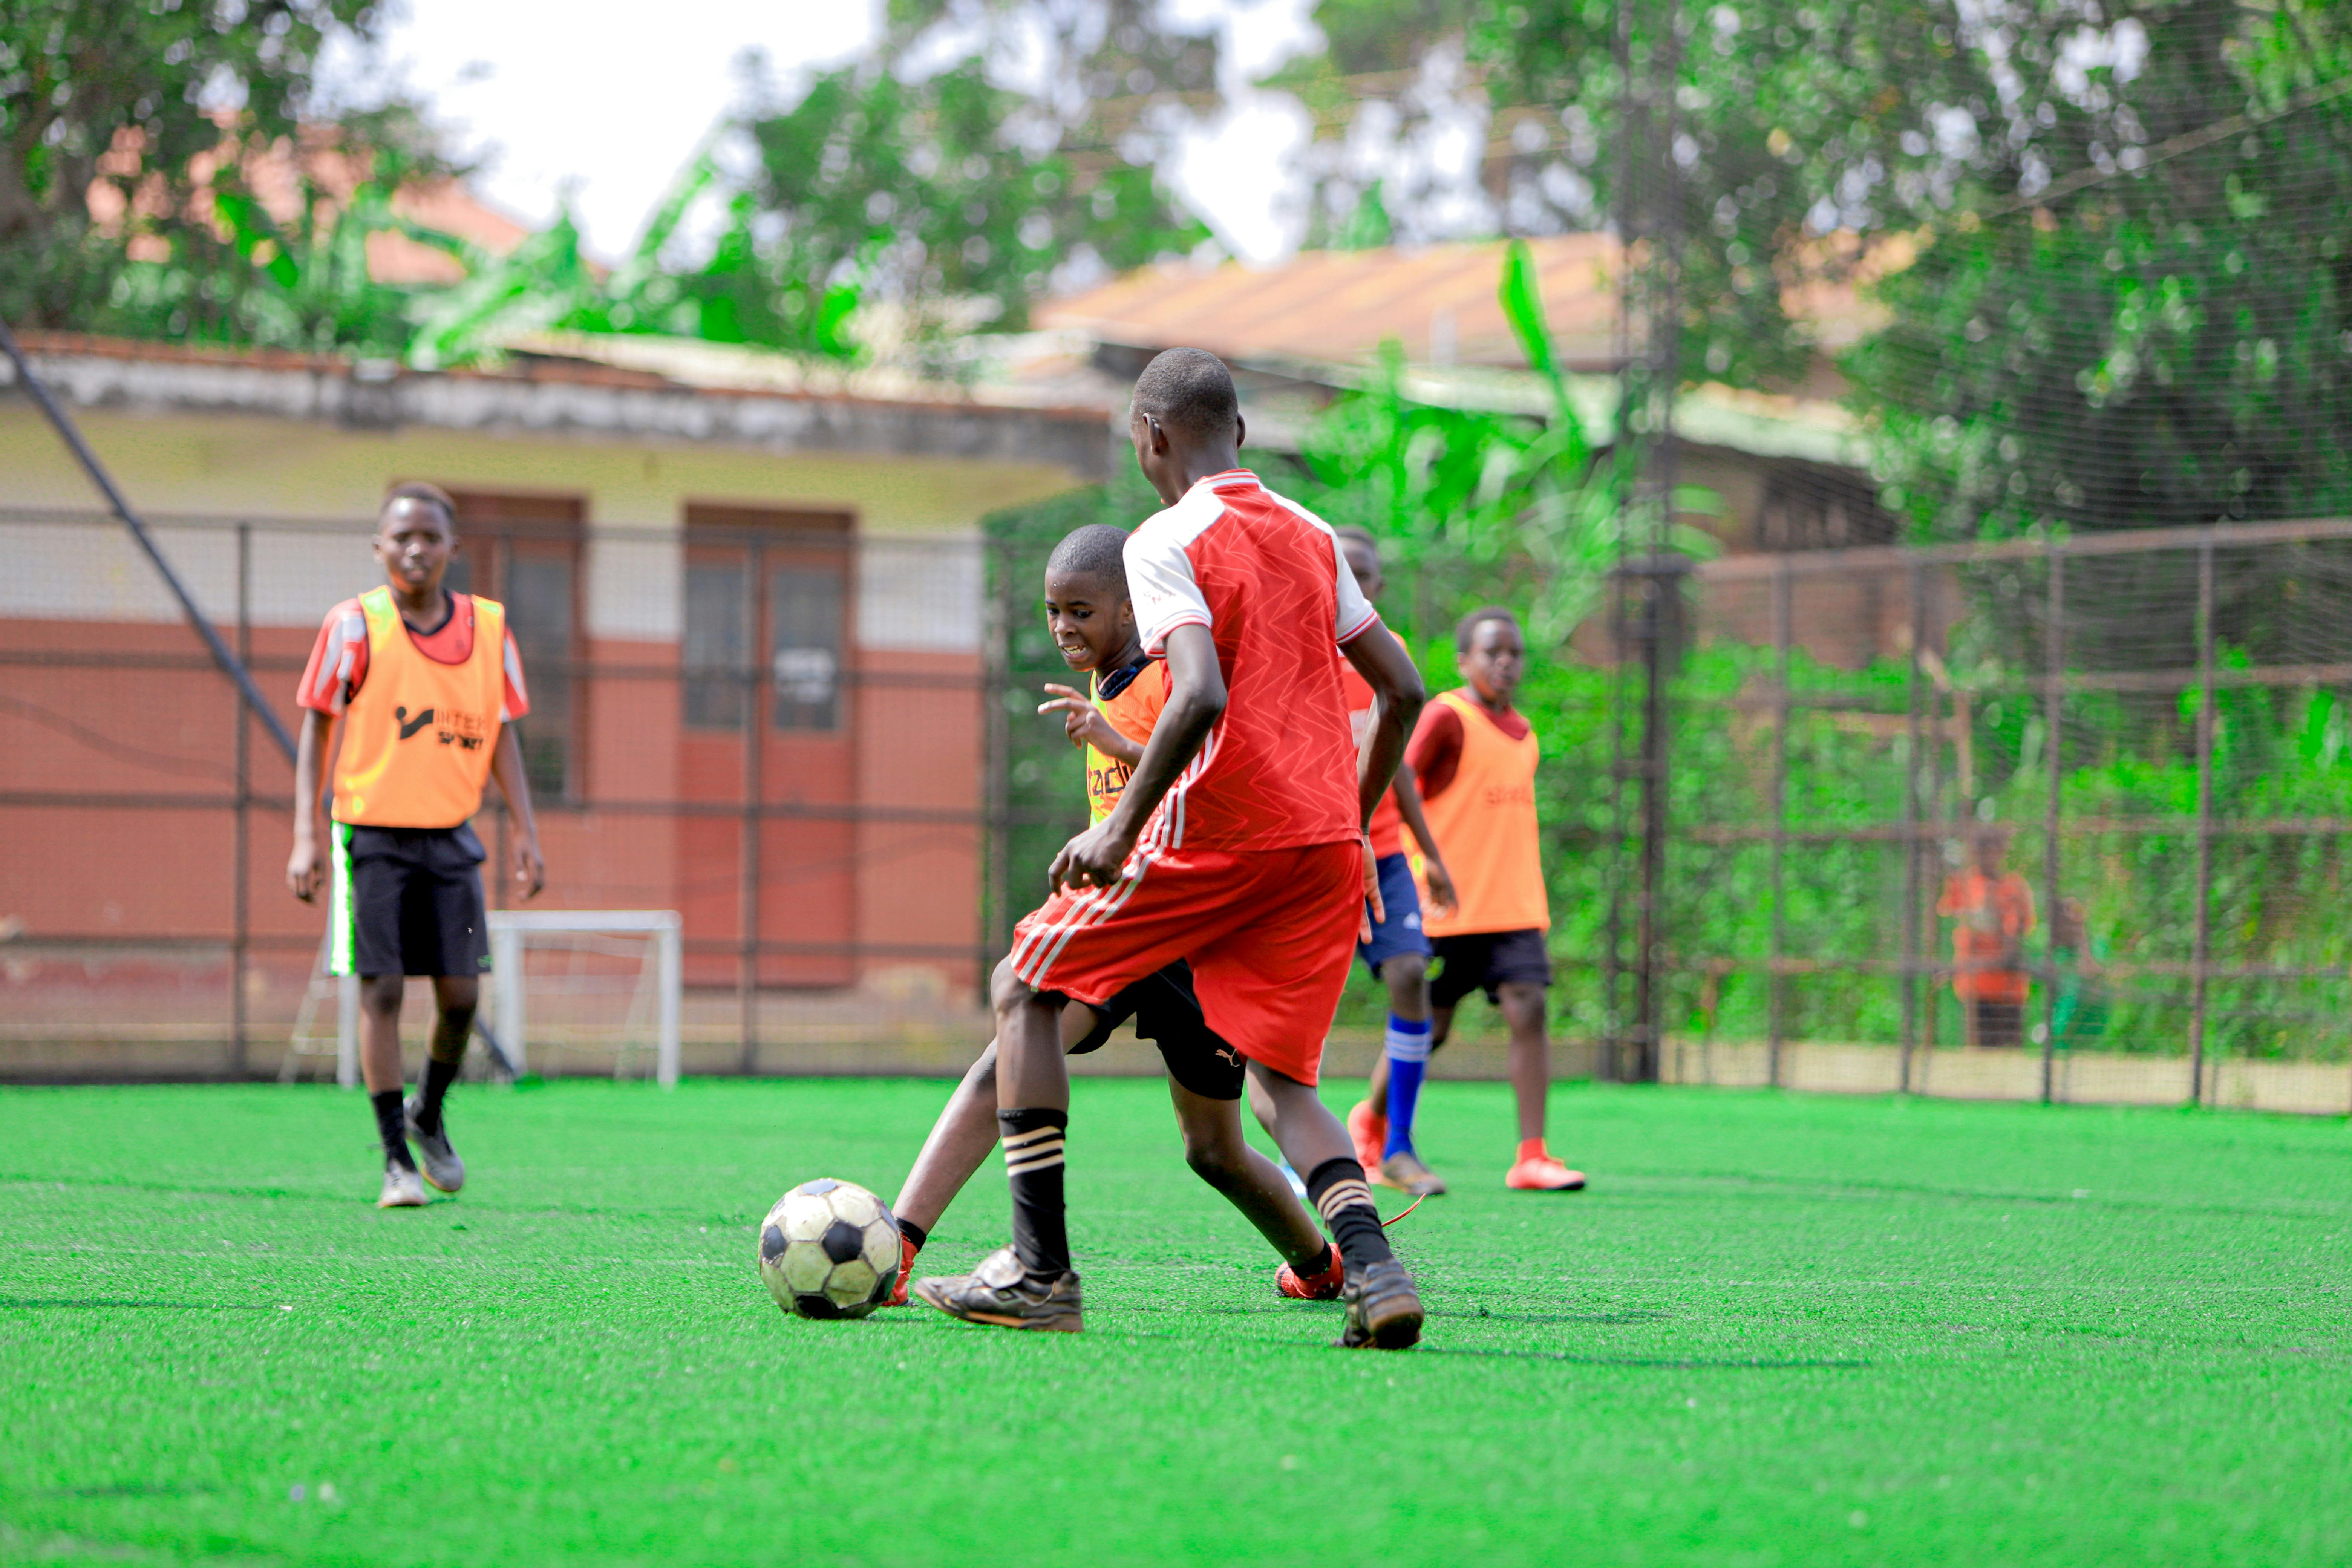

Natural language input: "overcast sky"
[361,0,1329,266]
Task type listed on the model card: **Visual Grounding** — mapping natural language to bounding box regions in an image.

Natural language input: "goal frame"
[310,910,684,1089]
[488,911,684,1089]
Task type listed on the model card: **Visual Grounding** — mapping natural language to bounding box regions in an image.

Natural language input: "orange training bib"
[332,586,505,828]
[1413,688,1549,936]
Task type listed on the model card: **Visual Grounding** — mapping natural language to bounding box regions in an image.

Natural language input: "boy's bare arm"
[1340,626,1426,830]
[286,709,335,902]
[488,726,547,901]
[1389,765,1457,916]
[1050,623,1225,890]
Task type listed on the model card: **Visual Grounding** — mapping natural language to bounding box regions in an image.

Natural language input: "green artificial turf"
[2,1078,2347,1568]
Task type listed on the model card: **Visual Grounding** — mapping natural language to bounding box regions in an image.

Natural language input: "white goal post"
[489,911,684,1089]
[287,910,683,1089]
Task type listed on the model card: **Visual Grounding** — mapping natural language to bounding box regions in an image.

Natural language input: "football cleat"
[1338,1257,1424,1350]
[1505,1140,1586,1191]
[1346,1100,1387,1172]
[1275,1241,1345,1301]
[1375,1150,1448,1197]
[912,1245,1082,1332]
[377,1161,427,1209]
[885,1231,919,1307]
[402,1098,466,1194]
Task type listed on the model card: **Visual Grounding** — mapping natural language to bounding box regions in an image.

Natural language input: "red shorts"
[1008,841,1363,1085]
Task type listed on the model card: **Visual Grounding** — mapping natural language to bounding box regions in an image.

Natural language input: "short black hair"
[1131,347,1239,437]
[1046,523,1130,593]
[1455,604,1521,652]
[1334,525,1380,555]
[383,481,457,528]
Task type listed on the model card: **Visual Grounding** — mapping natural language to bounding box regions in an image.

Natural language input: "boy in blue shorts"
[1331,528,1458,1198]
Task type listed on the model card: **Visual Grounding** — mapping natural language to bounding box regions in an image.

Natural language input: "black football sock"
[897,1216,928,1252]
[1306,1157,1393,1271]
[371,1090,417,1171]
[998,1108,1070,1279]
[415,1053,463,1136]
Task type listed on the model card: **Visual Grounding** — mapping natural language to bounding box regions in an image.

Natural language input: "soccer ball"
[758,1178,901,1320]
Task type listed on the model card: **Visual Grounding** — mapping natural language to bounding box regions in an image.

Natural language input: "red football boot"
[1274,1240,1345,1301]
[885,1231,919,1306]
[1505,1139,1586,1191]
[1345,1100,1386,1173]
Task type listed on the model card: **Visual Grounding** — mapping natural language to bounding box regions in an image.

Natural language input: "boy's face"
[1341,537,1384,601]
[1462,618,1525,704]
[1044,568,1133,673]
[374,498,456,596]
[1973,833,2009,874]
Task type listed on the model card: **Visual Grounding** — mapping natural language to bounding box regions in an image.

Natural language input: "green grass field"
[3,1078,2346,1567]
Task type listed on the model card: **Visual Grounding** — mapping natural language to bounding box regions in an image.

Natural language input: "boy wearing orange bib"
[1377,607,1583,1192]
[287,484,545,1209]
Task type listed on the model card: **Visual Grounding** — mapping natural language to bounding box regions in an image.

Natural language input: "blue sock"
[1381,1014,1432,1159]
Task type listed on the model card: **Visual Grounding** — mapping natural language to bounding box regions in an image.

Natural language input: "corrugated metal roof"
[1038,235,1624,371]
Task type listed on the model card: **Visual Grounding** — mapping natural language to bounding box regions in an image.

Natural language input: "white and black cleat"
[378,1161,427,1209]
[403,1099,466,1194]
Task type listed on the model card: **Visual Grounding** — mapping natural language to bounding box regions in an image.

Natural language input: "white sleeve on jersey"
[1124,491,1220,655]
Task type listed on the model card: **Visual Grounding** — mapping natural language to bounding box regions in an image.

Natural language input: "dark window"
[684,560,750,730]
[770,565,844,732]
[682,504,853,738]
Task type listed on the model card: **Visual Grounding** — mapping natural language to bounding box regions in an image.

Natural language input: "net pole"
[1767,560,1790,1089]
[0,317,296,764]
[2040,548,2064,1104]
[232,522,252,1078]
[2188,541,2217,1105]
[1899,566,1924,1093]
[739,536,765,1074]
[657,916,682,1089]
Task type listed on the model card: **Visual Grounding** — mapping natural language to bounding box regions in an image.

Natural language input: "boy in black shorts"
[883,524,1340,1303]
[288,483,545,1208]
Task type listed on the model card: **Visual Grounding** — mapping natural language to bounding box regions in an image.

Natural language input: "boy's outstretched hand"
[1038,684,1136,761]
[1360,833,1385,943]
[1419,856,1458,919]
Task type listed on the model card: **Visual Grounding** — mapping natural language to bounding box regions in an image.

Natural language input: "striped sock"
[1305,1157,1393,1271]
[999,1108,1070,1277]
[1381,1013,1432,1160]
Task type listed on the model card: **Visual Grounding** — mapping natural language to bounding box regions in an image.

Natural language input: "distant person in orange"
[1937,826,2034,1048]
[1360,606,1583,1193]
[287,483,545,1209]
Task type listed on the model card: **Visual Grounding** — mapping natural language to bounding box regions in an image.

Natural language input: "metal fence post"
[739,537,765,1075]
[1768,561,1791,1089]
[231,523,251,1079]
[2188,540,2217,1105]
[2040,546,2064,1105]
[1899,567,1925,1093]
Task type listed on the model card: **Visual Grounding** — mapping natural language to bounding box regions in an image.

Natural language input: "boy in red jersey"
[880,523,1342,1305]
[912,349,1430,1347]
[286,484,545,1208]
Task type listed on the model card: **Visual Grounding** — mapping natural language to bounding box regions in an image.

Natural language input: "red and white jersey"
[1123,469,1381,853]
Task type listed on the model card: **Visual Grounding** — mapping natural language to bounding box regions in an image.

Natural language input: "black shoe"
[1338,1257,1424,1349]
[402,1097,466,1194]
[911,1245,1082,1332]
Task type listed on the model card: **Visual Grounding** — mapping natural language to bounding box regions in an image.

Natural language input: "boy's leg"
[1165,1080,1329,1274]
[402,975,476,1194]
[1246,1061,1422,1349]
[1499,980,1549,1144]
[1498,964,1584,1191]
[358,974,414,1164]
[1377,952,1435,1165]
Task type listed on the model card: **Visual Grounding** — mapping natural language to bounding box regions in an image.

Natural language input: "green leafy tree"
[0,0,434,341]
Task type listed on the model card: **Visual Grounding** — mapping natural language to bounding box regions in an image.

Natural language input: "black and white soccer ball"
[758,1178,901,1320]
